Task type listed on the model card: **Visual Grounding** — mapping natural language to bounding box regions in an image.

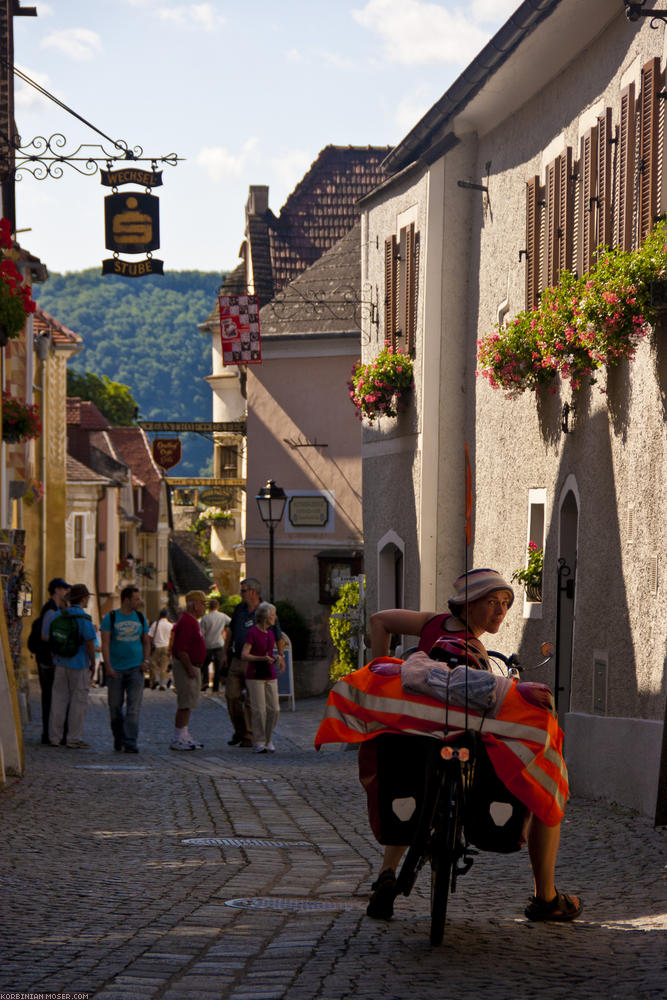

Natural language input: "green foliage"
[67,370,139,425]
[207,592,242,618]
[478,221,667,396]
[34,268,225,476]
[511,542,543,589]
[329,578,363,682]
[274,599,310,661]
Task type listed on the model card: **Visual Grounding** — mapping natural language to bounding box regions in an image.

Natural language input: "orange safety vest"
[315,661,568,827]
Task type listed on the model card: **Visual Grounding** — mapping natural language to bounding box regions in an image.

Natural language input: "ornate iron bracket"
[624,1,667,26]
[9,132,182,181]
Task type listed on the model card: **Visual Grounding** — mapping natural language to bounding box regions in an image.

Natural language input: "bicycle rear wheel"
[429,772,460,946]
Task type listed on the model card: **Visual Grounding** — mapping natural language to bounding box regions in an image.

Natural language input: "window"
[73,514,85,559]
[521,489,546,619]
[384,222,419,354]
[220,446,238,479]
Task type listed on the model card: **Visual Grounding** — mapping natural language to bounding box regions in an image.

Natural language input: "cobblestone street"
[2,682,666,1000]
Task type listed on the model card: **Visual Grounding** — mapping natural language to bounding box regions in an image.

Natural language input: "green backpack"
[48,610,90,658]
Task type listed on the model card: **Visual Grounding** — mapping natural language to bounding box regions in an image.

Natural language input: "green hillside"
[33,269,224,477]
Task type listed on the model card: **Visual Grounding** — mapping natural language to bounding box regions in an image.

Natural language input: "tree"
[67,370,139,425]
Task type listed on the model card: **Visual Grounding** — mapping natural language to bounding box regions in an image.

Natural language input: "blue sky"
[14,0,517,274]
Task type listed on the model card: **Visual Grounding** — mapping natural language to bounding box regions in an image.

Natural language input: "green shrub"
[274,599,310,660]
[329,578,364,682]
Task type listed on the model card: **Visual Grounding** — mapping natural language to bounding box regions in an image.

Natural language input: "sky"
[13,0,519,275]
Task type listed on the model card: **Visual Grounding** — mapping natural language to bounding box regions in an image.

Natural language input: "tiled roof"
[66,454,113,484]
[67,398,109,430]
[259,222,361,337]
[34,306,82,348]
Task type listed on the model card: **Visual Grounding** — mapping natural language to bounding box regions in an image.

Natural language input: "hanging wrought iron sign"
[102,191,163,277]
[152,438,181,470]
[101,167,163,188]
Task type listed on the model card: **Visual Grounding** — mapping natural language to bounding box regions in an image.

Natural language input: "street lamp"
[255,479,287,602]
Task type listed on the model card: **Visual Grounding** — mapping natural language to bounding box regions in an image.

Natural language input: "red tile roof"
[34,306,82,348]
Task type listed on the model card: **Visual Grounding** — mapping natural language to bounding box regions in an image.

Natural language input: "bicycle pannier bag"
[464,741,527,854]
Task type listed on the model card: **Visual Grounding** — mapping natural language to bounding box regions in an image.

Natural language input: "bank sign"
[102,169,164,277]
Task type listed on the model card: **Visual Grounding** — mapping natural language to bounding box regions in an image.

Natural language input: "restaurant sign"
[152,438,181,471]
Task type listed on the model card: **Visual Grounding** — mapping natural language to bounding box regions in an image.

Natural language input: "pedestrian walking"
[224,578,285,747]
[199,597,230,691]
[170,590,208,751]
[148,608,173,690]
[28,577,71,744]
[101,586,151,753]
[241,601,284,753]
[44,583,96,749]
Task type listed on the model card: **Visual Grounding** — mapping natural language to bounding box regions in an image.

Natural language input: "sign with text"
[101,168,163,188]
[152,438,182,470]
[288,495,330,528]
[102,257,164,277]
[219,294,261,366]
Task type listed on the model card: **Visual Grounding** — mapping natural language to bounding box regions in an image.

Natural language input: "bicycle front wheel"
[429,772,460,946]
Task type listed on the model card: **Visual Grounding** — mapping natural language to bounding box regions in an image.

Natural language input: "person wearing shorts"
[170,591,207,751]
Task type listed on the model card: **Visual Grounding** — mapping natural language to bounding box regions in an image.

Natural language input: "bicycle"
[393,642,553,946]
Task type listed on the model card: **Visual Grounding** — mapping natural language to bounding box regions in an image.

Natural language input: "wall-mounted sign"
[199,487,237,507]
[219,294,261,366]
[288,495,330,528]
[152,438,181,470]
[101,168,163,188]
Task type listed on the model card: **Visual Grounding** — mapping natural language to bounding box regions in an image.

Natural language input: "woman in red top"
[242,601,284,753]
[365,568,581,924]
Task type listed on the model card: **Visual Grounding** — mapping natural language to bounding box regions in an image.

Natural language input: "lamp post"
[255,479,287,602]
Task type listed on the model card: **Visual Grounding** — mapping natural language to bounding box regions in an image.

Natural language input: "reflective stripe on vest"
[314,666,568,827]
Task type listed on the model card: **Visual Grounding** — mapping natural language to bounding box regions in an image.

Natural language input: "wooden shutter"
[639,57,660,242]
[597,108,613,249]
[545,158,559,289]
[580,128,598,274]
[617,83,636,251]
[404,224,418,355]
[525,176,540,310]
[384,235,398,348]
[557,147,574,275]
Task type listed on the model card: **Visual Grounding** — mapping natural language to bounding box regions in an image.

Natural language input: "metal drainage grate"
[225,897,357,912]
[182,837,312,848]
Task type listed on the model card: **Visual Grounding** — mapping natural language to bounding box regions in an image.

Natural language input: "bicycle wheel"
[429,771,460,946]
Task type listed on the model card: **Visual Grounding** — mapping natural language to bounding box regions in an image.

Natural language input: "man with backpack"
[29,577,71,745]
[45,583,96,749]
[101,586,151,753]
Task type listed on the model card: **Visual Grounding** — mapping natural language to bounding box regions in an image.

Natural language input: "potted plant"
[348,344,414,424]
[0,217,36,344]
[2,390,42,443]
[511,542,543,602]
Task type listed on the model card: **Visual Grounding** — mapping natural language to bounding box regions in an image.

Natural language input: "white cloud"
[40,28,101,61]
[196,137,259,181]
[470,0,517,23]
[352,0,494,67]
[14,65,56,112]
[159,4,225,30]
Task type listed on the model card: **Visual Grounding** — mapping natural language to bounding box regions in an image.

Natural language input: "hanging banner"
[219,294,262,366]
[101,168,163,188]
[152,438,182,470]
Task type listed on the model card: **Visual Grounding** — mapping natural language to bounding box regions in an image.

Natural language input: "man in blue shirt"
[101,586,151,753]
[45,583,96,749]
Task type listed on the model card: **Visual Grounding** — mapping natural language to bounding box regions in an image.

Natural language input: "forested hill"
[33,269,224,477]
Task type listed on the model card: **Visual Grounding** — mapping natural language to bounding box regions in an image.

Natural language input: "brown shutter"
[557,147,574,275]
[404,223,418,355]
[525,176,540,310]
[597,108,612,249]
[617,83,636,251]
[580,128,598,274]
[639,57,660,242]
[384,235,398,348]
[545,158,559,288]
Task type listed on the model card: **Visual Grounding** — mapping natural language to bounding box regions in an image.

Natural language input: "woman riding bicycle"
[324,567,582,925]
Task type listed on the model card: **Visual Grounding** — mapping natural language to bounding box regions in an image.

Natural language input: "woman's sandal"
[525,889,582,922]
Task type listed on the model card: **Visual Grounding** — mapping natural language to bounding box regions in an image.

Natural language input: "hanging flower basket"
[512,542,543,603]
[2,390,42,443]
[478,220,667,396]
[0,217,36,342]
[348,345,414,424]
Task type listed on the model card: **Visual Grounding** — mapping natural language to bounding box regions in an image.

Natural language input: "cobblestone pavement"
[2,681,666,1000]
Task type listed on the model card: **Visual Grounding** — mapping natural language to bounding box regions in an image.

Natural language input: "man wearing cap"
[46,584,96,749]
[35,577,71,745]
[101,586,151,753]
[170,590,208,750]
[360,567,581,925]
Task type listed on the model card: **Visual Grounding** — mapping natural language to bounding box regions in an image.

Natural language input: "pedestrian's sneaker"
[254,744,267,754]
[170,737,196,751]
[66,739,91,749]
[266,741,276,753]
[366,869,397,921]
[187,737,204,749]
